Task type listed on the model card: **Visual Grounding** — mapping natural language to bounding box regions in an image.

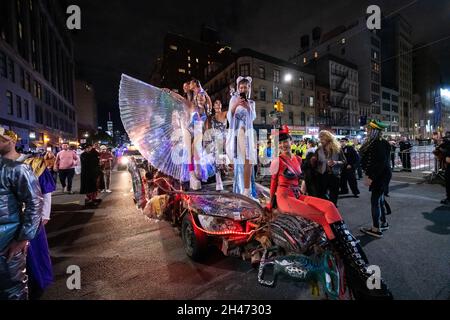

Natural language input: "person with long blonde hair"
[315,130,346,206]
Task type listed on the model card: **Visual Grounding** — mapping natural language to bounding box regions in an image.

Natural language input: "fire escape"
[331,70,350,127]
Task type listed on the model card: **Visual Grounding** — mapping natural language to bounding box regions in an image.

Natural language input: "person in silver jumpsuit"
[0,128,43,300]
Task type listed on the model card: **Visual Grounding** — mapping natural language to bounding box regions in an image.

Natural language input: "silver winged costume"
[0,157,43,300]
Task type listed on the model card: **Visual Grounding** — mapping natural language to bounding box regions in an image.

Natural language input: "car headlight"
[197,214,244,235]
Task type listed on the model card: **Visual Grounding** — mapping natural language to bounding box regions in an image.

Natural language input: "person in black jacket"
[435,132,450,205]
[339,138,361,197]
[359,120,392,238]
[399,137,412,172]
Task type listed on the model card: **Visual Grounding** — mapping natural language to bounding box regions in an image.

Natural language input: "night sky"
[70,0,450,131]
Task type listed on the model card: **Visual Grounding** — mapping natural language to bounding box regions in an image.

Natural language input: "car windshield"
[124,150,141,156]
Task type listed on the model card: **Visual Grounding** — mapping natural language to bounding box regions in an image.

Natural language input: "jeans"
[0,251,28,300]
[371,187,387,229]
[103,169,111,190]
[59,168,75,191]
[340,167,360,195]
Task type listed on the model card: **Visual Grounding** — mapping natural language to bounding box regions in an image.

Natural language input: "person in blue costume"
[226,77,258,201]
[16,146,56,299]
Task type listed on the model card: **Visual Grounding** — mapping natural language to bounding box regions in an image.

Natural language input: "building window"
[288,91,293,105]
[303,57,307,64]
[6,91,13,115]
[35,105,43,124]
[260,87,266,101]
[382,103,391,112]
[261,110,267,125]
[371,72,380,82]
[392,104,399,113]
[301,112,306,126]
[371,94,380,105]
[46,110,52,127]
[239,64,250,77]
[24,99,29,120]
[273,87,280,100]
[53,114,59,129]
[341,47,346,55]
[60,118,64,131]
[371,37,380,48]
[310,96,314,107]
[289,112,294,125]
[372,49,379,60]
[16,95,22,118]
[0,51,6,77]
[382,91,391,100]
[169,45,178,51]
[20,68,25,89]
[7,57,14,82]
[314,51,318,59]
[178,68,186,74]
[371,83,380,93]
[25,73,30,92]
[371,62,380,73]
[273,69,280,83]
[259,66,265,79]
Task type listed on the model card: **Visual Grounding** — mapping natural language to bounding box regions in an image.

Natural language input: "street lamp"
[284,73,293,83]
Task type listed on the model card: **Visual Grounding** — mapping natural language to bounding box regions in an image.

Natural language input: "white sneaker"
[62,187,66,193]
[106,189,112,193]
[189,172,201,191]
[215,173,224,191]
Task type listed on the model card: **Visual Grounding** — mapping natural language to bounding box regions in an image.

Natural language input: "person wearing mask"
[0,128,43,300]
[359,120,392,238]
[315,131,346,207]
[80,144,102,207]
[399,136,412,172]
[99,145,114,193]
[54,143,78,194]
[339,138,361,198]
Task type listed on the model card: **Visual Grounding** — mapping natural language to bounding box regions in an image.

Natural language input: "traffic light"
[274,101,285,113]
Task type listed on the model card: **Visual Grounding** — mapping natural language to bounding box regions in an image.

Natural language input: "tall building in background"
[381,14,413,136]
[290,17,382,126]
[0,0,76,151]
[413,45,444,137]
[204,48,317,139]
[74,79,97,138]
[158,27,233,92]
[307,55,360,135]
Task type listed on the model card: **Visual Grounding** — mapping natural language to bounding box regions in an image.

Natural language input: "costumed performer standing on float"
[226,76,258,201]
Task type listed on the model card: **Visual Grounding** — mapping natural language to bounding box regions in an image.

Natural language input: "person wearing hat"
[80,143,102,207]
[339,137,360,197]
[0,128,43,299]
[99,145,114,193]
[359,120,392,238]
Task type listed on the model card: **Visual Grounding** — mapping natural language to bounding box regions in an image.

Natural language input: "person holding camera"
[226,76,258,201]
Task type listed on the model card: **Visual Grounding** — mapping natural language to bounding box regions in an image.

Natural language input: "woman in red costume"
[267,126,342,240]
[266,125,392,299]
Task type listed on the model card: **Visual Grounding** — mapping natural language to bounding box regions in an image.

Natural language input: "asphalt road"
[41,170,450,300]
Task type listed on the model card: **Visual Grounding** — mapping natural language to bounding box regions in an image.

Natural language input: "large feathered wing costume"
[119,74,191,182]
